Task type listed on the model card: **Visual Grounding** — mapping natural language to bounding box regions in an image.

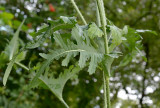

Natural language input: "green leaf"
[123,27,142,51]
[28,60,51,89]
[13,20,28,31]
[26,26,51,49]
[0,12,14,26]
[0,12,14,20]
[136,29,157,35]
[38,65,81,108]
[62,26,104,74]
[87,23,103,39]
[102,55,114,76]
[15,51,27,62]
[4,19,25,60]
[122,26,128,34]
[135,47,147,62]
[3,50,28,86]
[29,25,48,37]
[107,52,122,58]
[48,16,77,31]
[109,25,123,52]
[3,57,16,86]
[101,52,121,76]
[120,27,143,67]
[60,16,77,24]
[3,19,25,86]
[29,23,104,89]
[27,16,77,49]
[119,54,132,67]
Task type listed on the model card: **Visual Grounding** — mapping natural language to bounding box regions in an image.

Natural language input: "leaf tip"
[3,79,6,86]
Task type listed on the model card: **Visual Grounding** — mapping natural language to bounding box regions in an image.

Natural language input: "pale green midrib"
[35,48,103,87]
[31,48,101,88]
[9,34,18,60]
[9,19,25,60]
[45,48,103,60]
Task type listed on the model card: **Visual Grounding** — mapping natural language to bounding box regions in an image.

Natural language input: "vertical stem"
[71,0,98,49]
[95,0,101,27]
[70,0,87,25]
[103,71,107,108]
[96,0,110,108]
[106,76,111,108]
[96,0,109,54]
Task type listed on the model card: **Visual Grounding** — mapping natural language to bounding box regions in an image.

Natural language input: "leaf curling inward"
[109,25,123,52]
[87,22,104,39]
[102,55,114,77]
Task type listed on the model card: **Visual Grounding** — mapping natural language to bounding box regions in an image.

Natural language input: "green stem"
[70,0,87,25]
[96,0,111,108]
[95,0,101,27]
[61,99,69,108]
[96,0,109,54]
[106,76,111,108]
[103,71,107,108]
[71,0,100,49]
[15,62,29,71]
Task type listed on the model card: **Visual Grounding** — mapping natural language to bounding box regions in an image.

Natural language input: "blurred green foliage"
[0,0,160,108]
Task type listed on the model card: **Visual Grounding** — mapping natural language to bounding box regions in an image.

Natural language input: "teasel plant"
[3,0,156,108]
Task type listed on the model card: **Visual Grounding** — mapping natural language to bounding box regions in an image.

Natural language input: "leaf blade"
[38,65,81,108]
[3,19,25,86]
[4,19,25,60]
[3,57,16,86]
